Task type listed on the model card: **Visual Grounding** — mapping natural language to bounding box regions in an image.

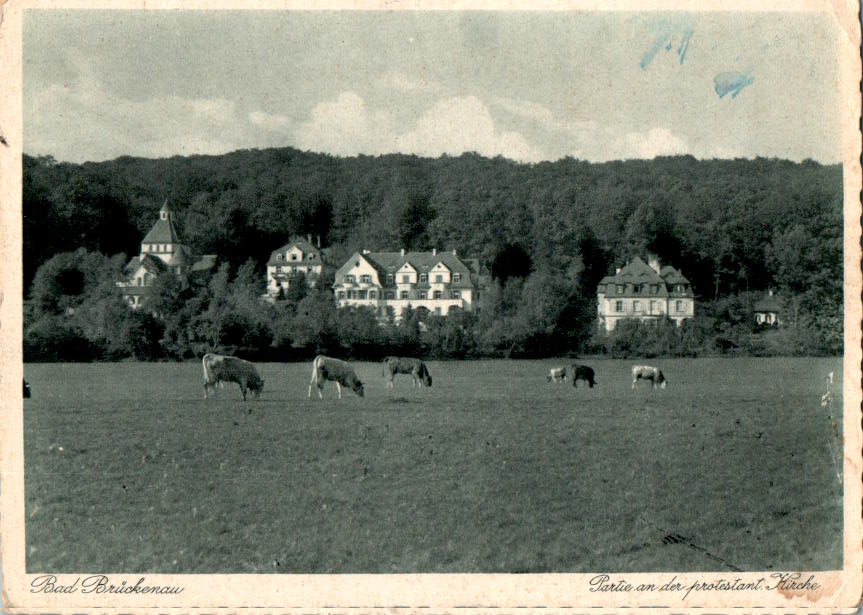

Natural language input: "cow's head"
[249,377,265,398]
[352,378,365,397]
[658,371,667,389]
[420,365,432,387]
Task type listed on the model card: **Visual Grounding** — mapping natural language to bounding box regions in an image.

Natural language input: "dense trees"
[22,150,844,361]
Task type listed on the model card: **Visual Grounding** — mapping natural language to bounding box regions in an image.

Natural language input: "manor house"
[596,255,695,332]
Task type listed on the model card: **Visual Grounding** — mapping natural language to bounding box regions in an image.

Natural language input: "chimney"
[768,288,774,296]
[401,248,406,256]
[362,249,370,255]
[452,248,457,256]
[307,233,312,244]
[432,248,437,255]
[647,254,661,274]
[615,267,621,275]
[316,235,321,248]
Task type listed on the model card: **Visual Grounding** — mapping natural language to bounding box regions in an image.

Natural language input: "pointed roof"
[142,201,182,244]
[754,291,783,313]
[598,256,665,286]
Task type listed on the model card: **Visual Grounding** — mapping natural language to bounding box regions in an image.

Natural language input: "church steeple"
[159,200,173,221]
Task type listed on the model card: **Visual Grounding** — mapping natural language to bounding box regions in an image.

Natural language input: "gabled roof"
[336,250,479,288]
[125,254,168,275]
[267,237,323,266]
[598,256,665,286]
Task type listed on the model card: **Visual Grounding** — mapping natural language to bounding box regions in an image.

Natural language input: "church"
[117,201,217,309]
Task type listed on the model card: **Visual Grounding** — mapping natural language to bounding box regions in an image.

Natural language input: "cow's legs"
[632,378,637,389]
[337,382,343,399]
[240,382,247,400]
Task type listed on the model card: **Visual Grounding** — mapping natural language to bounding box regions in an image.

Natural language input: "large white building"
[333,249,488,320]
[117,201,216,309]
[596,255,695,332]
[265,235,324,301]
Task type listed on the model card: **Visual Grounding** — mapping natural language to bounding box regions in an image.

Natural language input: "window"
[649,300,657,314]
[615,300,623,312]
[453,273,461,283]
[290,253,297,261]
[435,274,443,283]
[452,290,461,299]
[337,291,345,299]
[616,285,624,294]
[676,300,683,312]
[419,292,427,299]
[358,290,367,299]
[387,274,394,284]
[345,274,355,284]
[633,285,642,293]
[385,291,394,300]
[401,275,410,283]
[308,254,315,260]
[650,284,658,294]
[400,291,409,299]
[276,253,282,260]
[633,300,642,313]
[369,291,376,300]
[433,290,442,299]
[420,273,427,283]
[360,274,371,284]
[435,307,442,315]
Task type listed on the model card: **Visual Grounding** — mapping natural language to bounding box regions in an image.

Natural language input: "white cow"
[547,366,567,383]
[308,355,365,399]
[632,365,667,389]
[202,353,264,400]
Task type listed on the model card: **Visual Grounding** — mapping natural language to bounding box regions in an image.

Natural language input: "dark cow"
[546,367,567,383]
[632,364,667,389]
[202,353,265,400]
[23,379,31,399]
[382,356,432,388]
[309,355,365,399]
[571,364,596,388]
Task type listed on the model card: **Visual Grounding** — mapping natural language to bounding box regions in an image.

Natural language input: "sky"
[23,10,843,164]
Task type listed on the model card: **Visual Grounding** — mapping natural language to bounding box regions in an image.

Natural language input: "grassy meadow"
[23,357,843,573]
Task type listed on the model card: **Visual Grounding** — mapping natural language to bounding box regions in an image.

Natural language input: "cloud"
[25,49,296,162]
[397,96,544,162]
[619,127,689,159]
[294,92,545,162]
[373,71,441,94]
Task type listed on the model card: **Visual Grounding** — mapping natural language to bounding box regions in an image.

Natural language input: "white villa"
[596,255,695,332]
[117,201,216,309]
[265,235,324,301]
[333,248,487,320]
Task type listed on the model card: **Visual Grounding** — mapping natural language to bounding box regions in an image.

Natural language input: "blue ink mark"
[713,71,754,98]
[640,24,694,70]
[640,31,671,70]
[677,28,693,64]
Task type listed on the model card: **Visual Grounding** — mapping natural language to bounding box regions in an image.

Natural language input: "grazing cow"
[23,379,31,399]
[382,356,432,388]
[202,353,265,400]
[632,365,667,389]
[571,364,597,388]
[309,355,365,399]
[547,367,567,383]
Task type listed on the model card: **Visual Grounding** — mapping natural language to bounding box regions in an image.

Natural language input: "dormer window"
[419,274,427,283]
[387,274,394,284]
[616,285,624,294]
[291,253,298,261]
[453,273,461,283]
[435,274,443,283]
[308,254,315,260]
[360,274,371,284]
[401,275,410,284]
[276,254,283,261]
[650,284,658,294]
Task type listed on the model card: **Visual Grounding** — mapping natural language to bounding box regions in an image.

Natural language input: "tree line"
[22,149,844,361]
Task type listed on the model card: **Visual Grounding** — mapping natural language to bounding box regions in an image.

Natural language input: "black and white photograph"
[1,0,861,611]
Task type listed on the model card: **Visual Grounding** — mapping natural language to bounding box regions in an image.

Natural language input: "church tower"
[140,200,182,264]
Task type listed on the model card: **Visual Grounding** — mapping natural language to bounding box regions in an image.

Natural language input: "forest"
[22,149,844,361]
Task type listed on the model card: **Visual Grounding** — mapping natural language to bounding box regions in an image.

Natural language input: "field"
[23,358,843,573]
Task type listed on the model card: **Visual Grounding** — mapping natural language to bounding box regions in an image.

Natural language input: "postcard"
[1,0,860,611]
